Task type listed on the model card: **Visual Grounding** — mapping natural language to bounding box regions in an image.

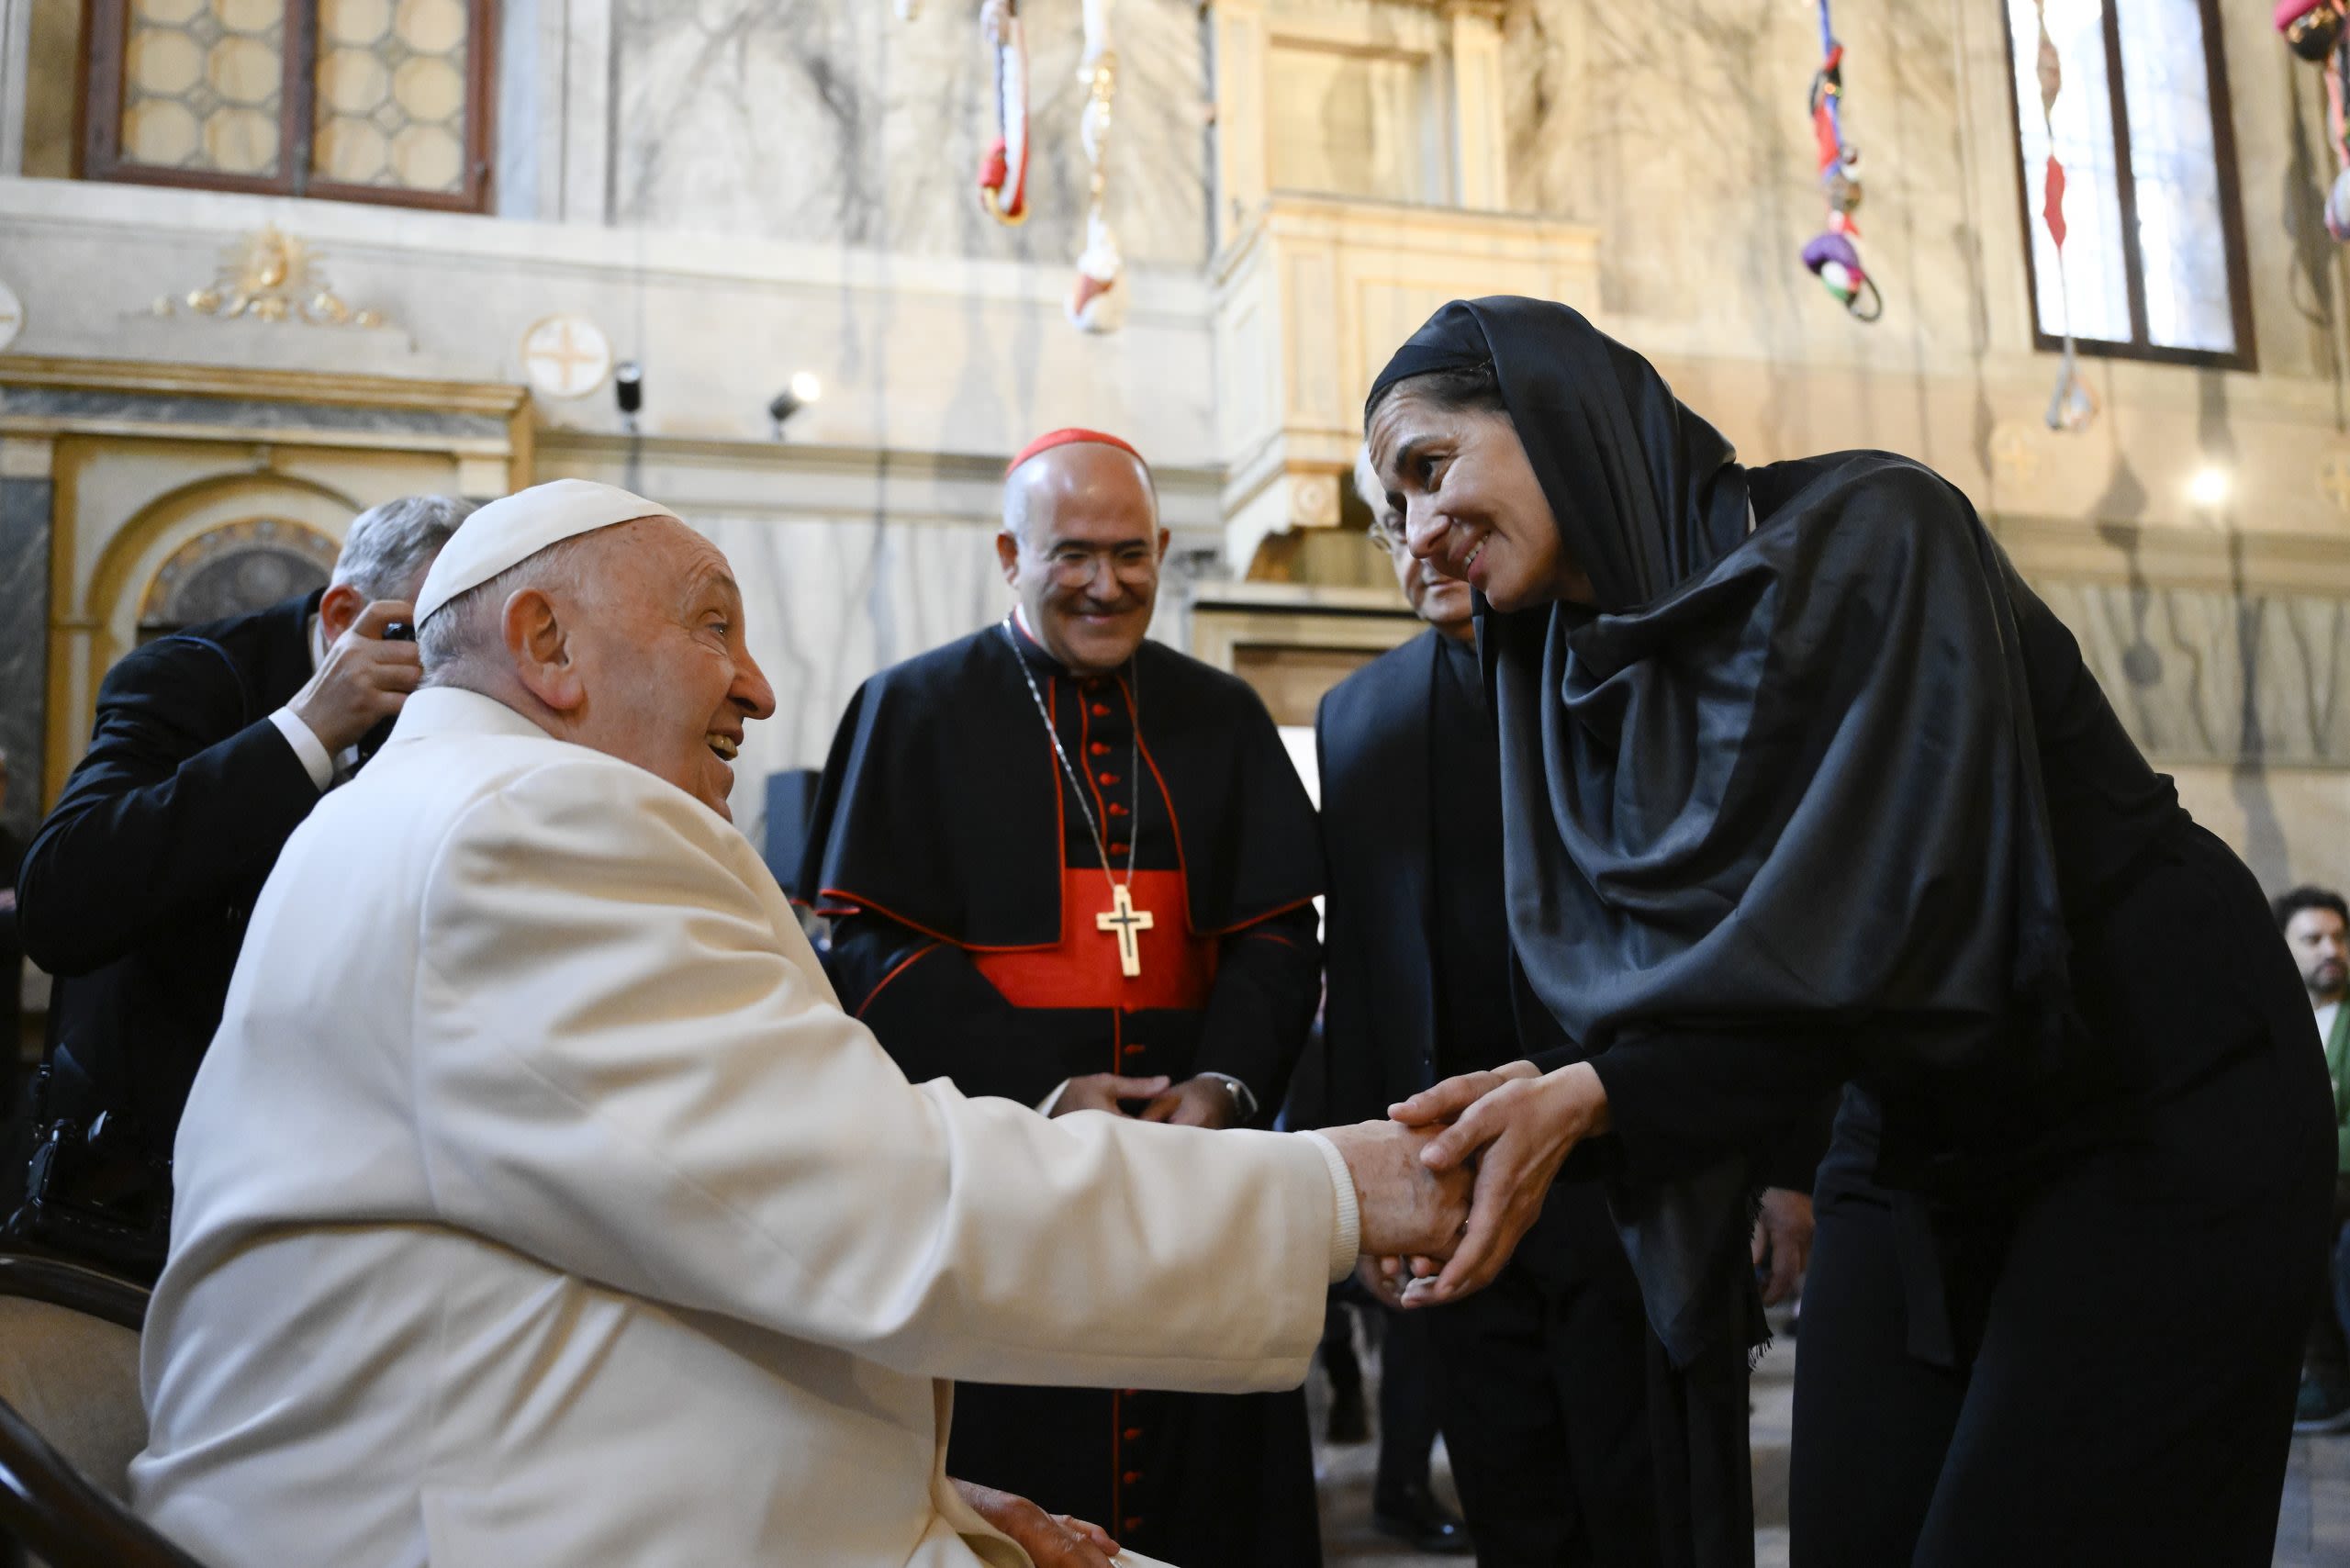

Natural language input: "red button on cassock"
[1107,803,1127,816]
[1091,703,1112,716]
[1123,1472,1143,1485]
[1098,772,1119,786]
[1123,1427,1144,1440]
[1091,742,1111,756]
[1108,841,1128,855]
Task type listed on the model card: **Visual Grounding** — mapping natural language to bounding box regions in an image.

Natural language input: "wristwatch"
[1201,1072,1258,1122]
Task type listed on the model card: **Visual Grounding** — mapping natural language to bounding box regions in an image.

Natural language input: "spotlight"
[614,361,643,431]
[767,372,824,437]
[2188,465,2230,509]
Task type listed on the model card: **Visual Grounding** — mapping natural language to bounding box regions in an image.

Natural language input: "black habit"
[7,590,325,1277]
[1373,297,2333,1567]
[800,619,1326,1565]
[1318,627,1659,1567]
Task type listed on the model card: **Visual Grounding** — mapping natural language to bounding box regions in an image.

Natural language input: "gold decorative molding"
[152,226,387,330]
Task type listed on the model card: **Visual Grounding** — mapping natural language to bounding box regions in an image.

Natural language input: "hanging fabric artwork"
[977,0,1031,225]
[1067,0,1126,333]
[2035,0,2094,432]
[2276,3,2350,240]
[1799,3,1879,322]
[899,0,1127,332]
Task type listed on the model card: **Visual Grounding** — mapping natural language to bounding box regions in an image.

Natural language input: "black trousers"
[1790,836,2334,1567]
[1426,1226,1660,1568]
[2298,1175,2350,1382]
[1375,1303,1442,1496]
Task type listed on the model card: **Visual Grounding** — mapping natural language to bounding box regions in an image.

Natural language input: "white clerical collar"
[388,686,559,745]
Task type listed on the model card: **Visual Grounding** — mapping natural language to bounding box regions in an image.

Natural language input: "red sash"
[971,869,1217,1012]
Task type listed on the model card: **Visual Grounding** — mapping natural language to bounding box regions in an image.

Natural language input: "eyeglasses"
[1041,543,1159,589]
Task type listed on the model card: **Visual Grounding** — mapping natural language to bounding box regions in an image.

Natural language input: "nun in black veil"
[1365,297,2333,1568]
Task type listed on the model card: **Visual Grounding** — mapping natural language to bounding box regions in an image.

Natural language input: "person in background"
[1286,1007,1468,1554]
[2278,884,2350,1435]
[4,495,471,1278]
[800,430,1326,1566]
[1317,452,1656,1565]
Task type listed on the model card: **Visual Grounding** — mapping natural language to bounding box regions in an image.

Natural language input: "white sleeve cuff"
[1035,1080,1071,1117]
[1297,1130,1360,1283]
[267,707,334,792]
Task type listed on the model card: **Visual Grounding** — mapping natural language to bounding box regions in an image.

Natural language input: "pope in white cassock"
[129,480,1469,1568]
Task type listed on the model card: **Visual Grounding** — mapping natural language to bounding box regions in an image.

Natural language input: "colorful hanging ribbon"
[2274,4,2350,240]
[2035,0,2094,431]
[977,0,1031,225]
[1066,0,1125,332]
[1799,6,1879,322]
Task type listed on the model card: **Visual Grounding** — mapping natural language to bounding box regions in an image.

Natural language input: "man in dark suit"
[1319,463,1662,1566]
[5,495,472,1278]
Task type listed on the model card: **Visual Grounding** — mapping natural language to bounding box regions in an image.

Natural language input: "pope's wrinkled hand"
[952,1479,1121,1568]
[1315,1120,1473,1262]
[1390,1059,1610,1305]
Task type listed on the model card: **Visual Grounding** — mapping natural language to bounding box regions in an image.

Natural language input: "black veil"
[1371,298,2076,1366]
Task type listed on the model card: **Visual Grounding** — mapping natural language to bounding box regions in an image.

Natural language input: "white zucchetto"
[414,479,680,626]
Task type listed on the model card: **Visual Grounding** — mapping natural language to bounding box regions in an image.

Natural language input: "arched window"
[2002,0,2252,369]
[79,0,495,211]
[138,518,340,640]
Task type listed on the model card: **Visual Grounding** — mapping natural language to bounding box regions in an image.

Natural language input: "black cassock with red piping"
[800,619,1325,1566]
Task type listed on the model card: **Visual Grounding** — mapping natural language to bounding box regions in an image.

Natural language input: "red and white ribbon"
[1066,0,1124,331]
[978,0,1031,225]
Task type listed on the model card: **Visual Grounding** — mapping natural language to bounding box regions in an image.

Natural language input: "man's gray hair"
[333,495,476,602]
[417,532,601,685]
[1355,448,1400,548]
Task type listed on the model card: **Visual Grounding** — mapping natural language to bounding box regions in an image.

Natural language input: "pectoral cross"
[1096,883,1154,978]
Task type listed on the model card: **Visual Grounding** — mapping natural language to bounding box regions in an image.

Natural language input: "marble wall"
[0,465,50,844]
[1501,0,2350,386]
[608,0,1212,267]
[688,511,1013,846]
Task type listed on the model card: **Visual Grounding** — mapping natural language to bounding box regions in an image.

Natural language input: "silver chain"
[1001,618,1142,889]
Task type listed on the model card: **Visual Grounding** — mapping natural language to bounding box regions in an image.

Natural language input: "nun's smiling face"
[1367,388,1595,613]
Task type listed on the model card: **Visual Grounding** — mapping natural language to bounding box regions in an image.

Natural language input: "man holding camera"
[3,495,470,1279]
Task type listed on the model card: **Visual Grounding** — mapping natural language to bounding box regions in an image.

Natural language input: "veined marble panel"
[0,473,50,842]
[2039,576,2350,767]
[610,0,1211,268]
[687,510,1013,845]
[0,386,505,443]
[1501,0,1978,375]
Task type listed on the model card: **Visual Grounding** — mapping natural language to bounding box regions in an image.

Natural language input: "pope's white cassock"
[129,485,1358,1568]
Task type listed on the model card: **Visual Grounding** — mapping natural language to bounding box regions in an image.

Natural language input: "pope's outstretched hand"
[1315,1120,1475,1261]
[1387,1058,1613,1304]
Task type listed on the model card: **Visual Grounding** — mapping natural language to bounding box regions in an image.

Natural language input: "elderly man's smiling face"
[560,517,777,820]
